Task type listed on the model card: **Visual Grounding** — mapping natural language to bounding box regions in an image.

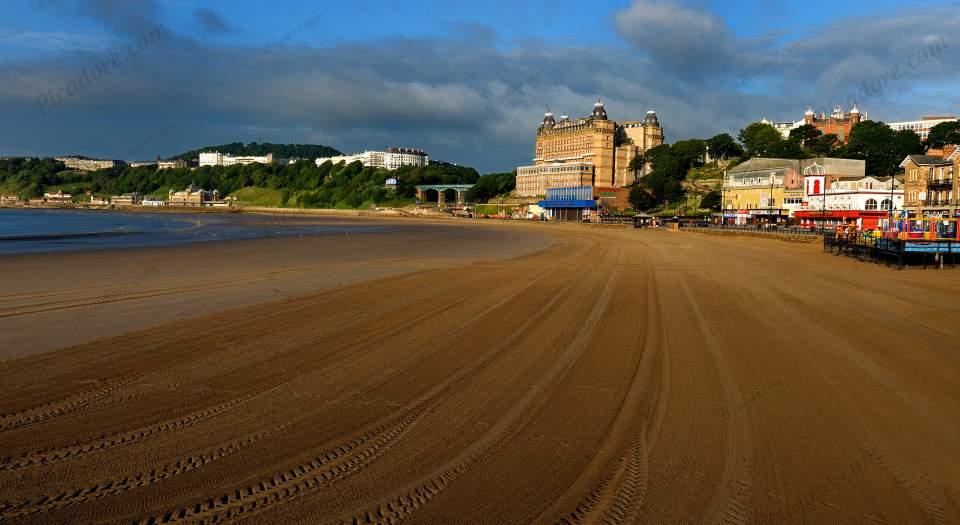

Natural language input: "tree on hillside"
[892,128,925,162]
[700,190,721,211]
[924,121,960,150]
[635,141,703,207]
[466,172,515,202]
[766,139,809,160]
[644,144,673,167]
[628,184,656,212]
[0,155,483,210]
[671,139,707,170]
[642,147,685,203]
[738,122,784,158]
[808,133,839,157]
[788,124,822,148]
[172,142,342,161]
[392,163,480,198]
[663,179,685,203]
[706,133,743,161]
[843,121,924,178]
[628,153,647,179]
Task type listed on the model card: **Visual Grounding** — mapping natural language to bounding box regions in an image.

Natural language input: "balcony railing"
[923,199,954,207]
[927,177,954,188]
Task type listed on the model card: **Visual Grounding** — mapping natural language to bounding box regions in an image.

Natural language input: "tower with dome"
[515,99,665,198]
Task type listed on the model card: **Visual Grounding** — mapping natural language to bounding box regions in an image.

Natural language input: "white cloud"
[0,30,111,51]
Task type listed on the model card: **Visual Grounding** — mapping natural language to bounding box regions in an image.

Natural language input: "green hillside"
[171,142,341,161]
[0,157,480,210]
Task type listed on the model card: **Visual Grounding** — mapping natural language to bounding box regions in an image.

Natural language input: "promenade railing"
[684,223,825,237]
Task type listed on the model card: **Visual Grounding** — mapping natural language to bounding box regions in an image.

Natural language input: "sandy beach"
[1,218,959,524]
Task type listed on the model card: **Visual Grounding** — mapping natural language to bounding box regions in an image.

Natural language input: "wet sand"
[1,220,959,524]
[0,217,550,358]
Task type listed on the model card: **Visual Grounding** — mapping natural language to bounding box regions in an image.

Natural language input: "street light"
[889,171,897,232]
[822,172,828,234]
[721,170,726,226]
[769,171,776,225]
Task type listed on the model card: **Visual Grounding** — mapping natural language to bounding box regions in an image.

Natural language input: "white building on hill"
[888,116,958,141]
[316,148,428,170]
[199,152,280,167]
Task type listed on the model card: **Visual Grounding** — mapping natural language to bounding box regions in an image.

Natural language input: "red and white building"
[795,162,904,229]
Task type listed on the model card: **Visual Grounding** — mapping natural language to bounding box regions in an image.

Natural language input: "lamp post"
[888,173,895,232]
[769,171,776,225]
[721,170,726,226]
[822,173,828,234]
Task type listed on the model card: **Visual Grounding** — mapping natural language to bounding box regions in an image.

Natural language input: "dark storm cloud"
[5,0,960,172]
[33,0,160,36]
[1,33,708,171]
[194,8,232,34]
[768,11,958,97]
[614,0,959,120]
[614,0,765,83]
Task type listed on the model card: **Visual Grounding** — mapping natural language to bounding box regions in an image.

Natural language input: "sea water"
[0,209,383,254]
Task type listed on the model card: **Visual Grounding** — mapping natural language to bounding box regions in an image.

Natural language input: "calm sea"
[0,209,385,254]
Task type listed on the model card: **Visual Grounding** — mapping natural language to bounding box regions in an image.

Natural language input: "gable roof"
[900,154,953,168]
[727,158,799,175]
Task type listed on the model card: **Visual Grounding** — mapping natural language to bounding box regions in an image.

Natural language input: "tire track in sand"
[331,248,622,525]
[0,420,296,521]
[0,268,493,439]
[128,242,597,525]
[0,262,550,520]
[0,383,285,471]
[862,445,948,524]
[0,263,555,522]
[553,268,671,524]
[0,375,150,433]
[675,277,754,525]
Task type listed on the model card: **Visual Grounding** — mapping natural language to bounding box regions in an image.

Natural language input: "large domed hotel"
[515,100,664,198]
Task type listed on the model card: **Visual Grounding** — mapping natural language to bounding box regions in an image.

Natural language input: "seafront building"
[515,101,665,198]
[199,152,280,167]
[111,193,143,207]
[761,106,864,142]
[538,186,596,221]
[168,184,220,206]
[55,156,125,171]
[0,194,22,206]
[722,157,889,226]
[722,158,806,221]
[315,148,429,170]
[901,149,960,218]
[889,116,958,141]
[42,190,73,204]
[794,171,904,230]
[515,164,594,197]
[157,159,188,170]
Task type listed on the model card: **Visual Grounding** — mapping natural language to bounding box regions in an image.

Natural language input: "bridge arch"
[415,184,474,207]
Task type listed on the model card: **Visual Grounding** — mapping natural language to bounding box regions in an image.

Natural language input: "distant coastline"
[0,208,406,255]
[0,203,419,218]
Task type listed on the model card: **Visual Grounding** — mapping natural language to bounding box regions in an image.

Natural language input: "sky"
[1,0,958,173]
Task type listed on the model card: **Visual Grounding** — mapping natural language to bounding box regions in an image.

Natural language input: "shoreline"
[0,218,555,359]
[0,203,431,219]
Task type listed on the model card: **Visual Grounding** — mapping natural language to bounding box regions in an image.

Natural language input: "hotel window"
[865,199,878,210]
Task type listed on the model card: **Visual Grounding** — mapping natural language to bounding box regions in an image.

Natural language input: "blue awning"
[538,199,597,209]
